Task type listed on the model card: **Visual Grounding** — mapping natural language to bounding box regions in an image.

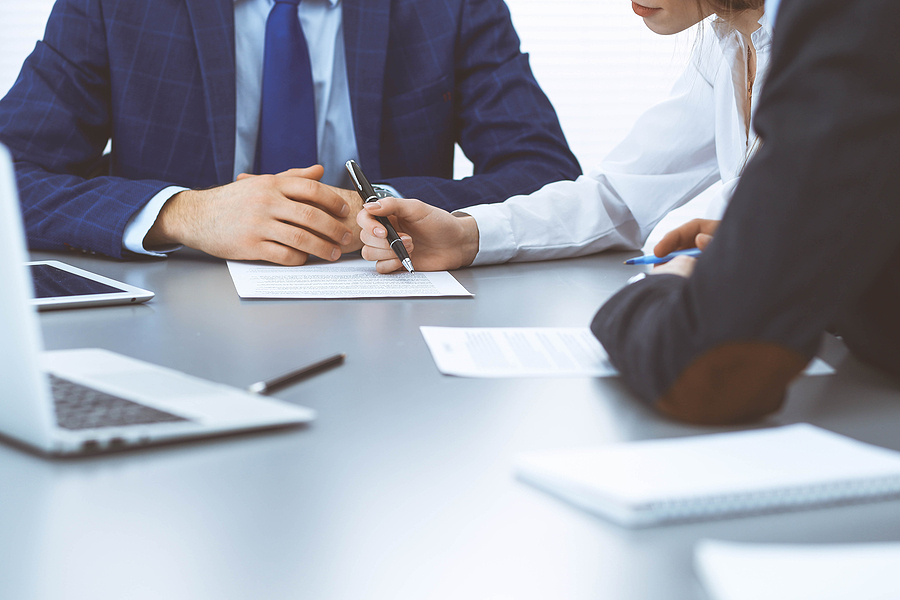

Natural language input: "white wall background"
[502,0,693,172]
[0,1,56,98]
[0,0,704,246]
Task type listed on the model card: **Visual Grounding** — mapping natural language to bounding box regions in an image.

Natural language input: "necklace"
[747,45,755,104]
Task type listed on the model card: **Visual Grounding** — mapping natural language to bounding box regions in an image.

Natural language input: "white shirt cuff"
[122,186,188,256]
[456,203,517,266]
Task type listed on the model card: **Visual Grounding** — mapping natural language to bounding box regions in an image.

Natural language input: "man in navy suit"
[0,0,579,264]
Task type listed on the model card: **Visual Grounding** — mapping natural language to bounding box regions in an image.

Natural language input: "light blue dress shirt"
[124,0,370,256]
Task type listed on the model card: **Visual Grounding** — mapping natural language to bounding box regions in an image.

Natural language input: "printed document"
[227,258,471,299]
[420,327,617,377]
[419,327,835,378]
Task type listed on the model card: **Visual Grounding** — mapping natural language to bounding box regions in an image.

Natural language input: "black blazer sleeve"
[590,0,900,424]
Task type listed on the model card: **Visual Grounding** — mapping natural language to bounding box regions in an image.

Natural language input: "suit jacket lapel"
[343,0,390,178]
[185,0,236,184]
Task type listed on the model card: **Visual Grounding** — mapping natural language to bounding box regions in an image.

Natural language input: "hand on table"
[144,165,362,265]
[357,196,480,273]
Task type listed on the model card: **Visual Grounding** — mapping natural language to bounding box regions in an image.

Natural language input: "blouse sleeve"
[463,39,723,265]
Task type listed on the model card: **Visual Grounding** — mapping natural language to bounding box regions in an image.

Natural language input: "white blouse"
[464,16,772,265]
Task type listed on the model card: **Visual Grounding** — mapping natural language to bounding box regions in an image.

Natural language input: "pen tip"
[402,258,414,273]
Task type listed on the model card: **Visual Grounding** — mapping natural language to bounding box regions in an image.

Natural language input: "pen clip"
[345,160,364,193]
[345,160,379,203]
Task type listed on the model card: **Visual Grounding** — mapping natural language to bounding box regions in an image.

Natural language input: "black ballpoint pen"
[345,160,415,273]
[247,353,346,395]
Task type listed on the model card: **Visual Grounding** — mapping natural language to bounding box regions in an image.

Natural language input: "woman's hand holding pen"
[357,197,480,273]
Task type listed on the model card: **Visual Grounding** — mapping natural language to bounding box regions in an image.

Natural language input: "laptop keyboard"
[50,374,190,430]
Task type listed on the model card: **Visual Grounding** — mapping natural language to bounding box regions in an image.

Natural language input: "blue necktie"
[256,0,317,174]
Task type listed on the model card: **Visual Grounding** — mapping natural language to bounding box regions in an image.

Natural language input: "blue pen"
[624,248,702,265]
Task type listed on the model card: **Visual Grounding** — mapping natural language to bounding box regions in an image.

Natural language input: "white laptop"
[0,144,315,455]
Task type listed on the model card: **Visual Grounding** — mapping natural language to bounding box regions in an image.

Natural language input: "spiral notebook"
[514,424,900,527]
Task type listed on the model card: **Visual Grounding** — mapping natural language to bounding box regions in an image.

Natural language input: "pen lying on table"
[248,353,346,395]
[624,248,702,265]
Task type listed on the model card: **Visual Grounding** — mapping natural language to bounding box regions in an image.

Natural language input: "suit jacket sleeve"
[0,0,175,259]
[380,0,581,211]
[590,0,900,424]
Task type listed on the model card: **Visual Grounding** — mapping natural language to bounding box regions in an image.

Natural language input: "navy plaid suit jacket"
[0,0,579,258]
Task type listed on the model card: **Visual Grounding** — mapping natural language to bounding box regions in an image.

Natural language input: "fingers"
[245,176,352,252]
[358,201,388,243]
[241,172,349,218]
[357,200,413,241]
[270,203,351,249]
[254,241,309,266]
[358,202,413,272]
[361,196,430,222]
[654,219,721,257]
[358,205,413,249]
[375,259,402,274]
[277,176,351,218]
[360,234,413,260]
[267,220,347,261]
[274,165,325,181]
[359,244,406,273]
[240,165,325,181]
[655,225,698,257]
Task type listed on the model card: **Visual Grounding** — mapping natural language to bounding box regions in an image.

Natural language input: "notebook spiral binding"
[642,476,900,523]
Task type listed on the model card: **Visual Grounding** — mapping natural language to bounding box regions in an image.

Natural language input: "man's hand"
[653,218,720,257]
[357,197,480,273]
[651,255,697,278]
[647,219,720,279]
[145,165,360,265]
[236,167,364,254]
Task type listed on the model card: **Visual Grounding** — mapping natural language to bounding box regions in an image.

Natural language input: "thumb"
[696,233,714,251]
[276,165,325,181]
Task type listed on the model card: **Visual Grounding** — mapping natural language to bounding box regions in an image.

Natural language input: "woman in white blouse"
[357,0,769,272]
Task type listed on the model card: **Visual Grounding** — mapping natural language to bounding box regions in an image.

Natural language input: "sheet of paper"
[419,327,835,378]
[696,540,900,600]
[420,327,617,377]
[227,258,471,299]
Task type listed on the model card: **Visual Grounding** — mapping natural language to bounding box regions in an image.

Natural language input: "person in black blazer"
[591,0,900,424]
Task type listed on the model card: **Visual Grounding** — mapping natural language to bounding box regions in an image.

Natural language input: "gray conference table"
[3,249,900,600]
